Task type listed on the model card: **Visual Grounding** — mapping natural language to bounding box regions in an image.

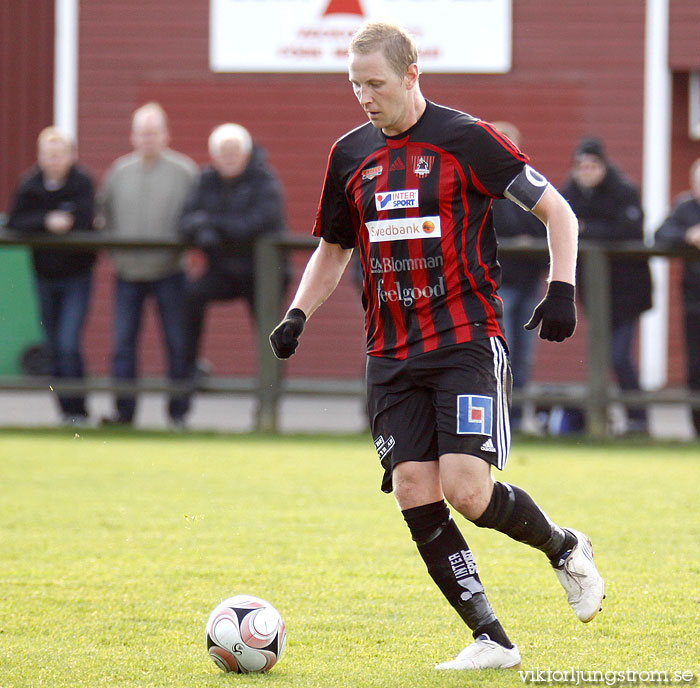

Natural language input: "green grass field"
[1,429,698,687]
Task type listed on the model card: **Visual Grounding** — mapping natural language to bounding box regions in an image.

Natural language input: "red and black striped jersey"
[312,100,528,359]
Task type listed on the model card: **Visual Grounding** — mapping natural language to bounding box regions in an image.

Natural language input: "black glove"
[524,281,576,342]
[269,308,307,359]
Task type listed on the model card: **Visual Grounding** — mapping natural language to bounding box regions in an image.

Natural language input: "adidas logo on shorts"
[480,438,496,452]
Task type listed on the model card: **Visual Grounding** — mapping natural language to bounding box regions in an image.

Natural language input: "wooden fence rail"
[1,227,699,436]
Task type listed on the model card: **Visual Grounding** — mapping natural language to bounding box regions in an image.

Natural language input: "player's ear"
[405,63,420,89]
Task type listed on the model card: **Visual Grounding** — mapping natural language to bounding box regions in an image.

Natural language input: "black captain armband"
[503,165,549,211]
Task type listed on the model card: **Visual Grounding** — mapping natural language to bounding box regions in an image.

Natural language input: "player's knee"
[443,481,494,521]
[392,461,441,510]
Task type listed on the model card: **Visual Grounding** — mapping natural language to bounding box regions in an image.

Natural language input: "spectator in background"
[8,127,97,426]
[560,136,652,434]
[655,157,700,437]
[99,102,197,428]
[490,122,548,432]
[179,123,287,416]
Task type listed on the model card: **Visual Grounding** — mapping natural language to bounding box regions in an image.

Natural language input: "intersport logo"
[365,216,441,243]
[374,189,419,211]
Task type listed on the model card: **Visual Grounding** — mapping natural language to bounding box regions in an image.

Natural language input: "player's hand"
[269,308,307,359]
[524,281,576,342]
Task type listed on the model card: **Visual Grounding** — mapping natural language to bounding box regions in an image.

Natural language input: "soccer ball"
[205,595,286,673]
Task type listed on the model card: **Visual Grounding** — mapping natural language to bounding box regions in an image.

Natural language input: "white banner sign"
[210,0,511,73]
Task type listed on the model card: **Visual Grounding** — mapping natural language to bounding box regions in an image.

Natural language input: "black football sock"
[402,500,513,649]
[474,619,512,646]
[473,482,576,561]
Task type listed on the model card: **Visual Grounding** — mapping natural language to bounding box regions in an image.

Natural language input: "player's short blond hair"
[37,126,73,152]
[349,22,418,78]
[208,123,252,158]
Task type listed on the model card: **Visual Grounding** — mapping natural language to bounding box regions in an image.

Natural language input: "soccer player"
[270,22,604,670]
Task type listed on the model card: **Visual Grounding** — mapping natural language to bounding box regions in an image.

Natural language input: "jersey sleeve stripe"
[468,164,499,199]
[312,143,337,239]
[475,120,529,163]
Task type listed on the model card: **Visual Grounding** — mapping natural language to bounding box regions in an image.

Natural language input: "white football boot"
[435,634,521,670]
[553,528,605,622]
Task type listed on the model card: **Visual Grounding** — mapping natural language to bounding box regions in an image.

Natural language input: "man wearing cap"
[561,136,652,434]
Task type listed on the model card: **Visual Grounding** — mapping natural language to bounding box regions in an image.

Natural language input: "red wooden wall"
[4,0,698,386]
[0,0,54,211]
[669,0,700,70]
[73,0,649,383]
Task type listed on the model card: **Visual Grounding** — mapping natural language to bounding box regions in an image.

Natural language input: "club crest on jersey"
[362,165,383,181]
[411,155,434,178]
[457,395,493,435]
[375,189,419,211]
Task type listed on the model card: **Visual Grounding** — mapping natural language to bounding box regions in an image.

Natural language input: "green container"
[0,247,43,374]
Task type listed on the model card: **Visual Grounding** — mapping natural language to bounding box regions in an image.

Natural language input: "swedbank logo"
[365,216,441,243]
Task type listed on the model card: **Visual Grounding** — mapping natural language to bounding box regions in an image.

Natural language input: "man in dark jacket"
[8,127,97,425]
[180,123,287,413]
[560,137,652,433]
[655,157,700,436]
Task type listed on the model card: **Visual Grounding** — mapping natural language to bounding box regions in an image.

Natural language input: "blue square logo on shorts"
[457,395,493,435]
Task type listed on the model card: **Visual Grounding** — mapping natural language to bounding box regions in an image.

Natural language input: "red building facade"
[2,0,699,384]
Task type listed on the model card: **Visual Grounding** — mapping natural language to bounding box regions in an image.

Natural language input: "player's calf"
[402,500,515,653]
[473,481,576,559]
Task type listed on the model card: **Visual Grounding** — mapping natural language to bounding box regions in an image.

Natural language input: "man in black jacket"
[180,123,287,414]
[8,127,97,425]
[560,137,652,434]
[655,157,700,436]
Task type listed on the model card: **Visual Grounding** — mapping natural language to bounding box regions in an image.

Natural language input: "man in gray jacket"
[100,102,197,427]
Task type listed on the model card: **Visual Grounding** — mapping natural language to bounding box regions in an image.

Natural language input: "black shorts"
[366,338,512,493]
